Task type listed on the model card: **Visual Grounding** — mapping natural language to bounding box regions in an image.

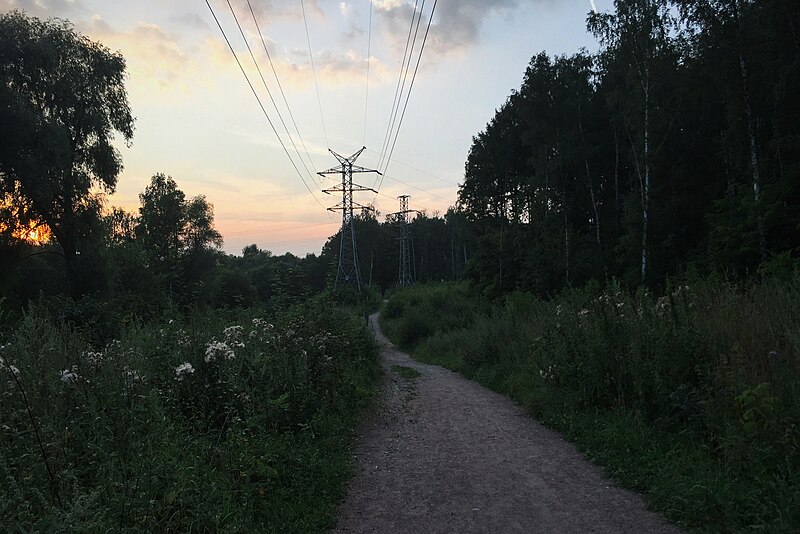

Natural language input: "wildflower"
[83,350,105,369]
[175,362,194,380]
[654,296,671,317]
[176,329,191,348]
[224,325,243,337]
[60,367,79,384]
[578,309,590,317]
[223,325,245,348]
[168,319,175,325]
[205,341,235,363]
[1,357,20,378]
[768,350,780,360]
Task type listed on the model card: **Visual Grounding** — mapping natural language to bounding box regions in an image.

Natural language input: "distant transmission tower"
[318,147,380,292]
[389,195,418,287]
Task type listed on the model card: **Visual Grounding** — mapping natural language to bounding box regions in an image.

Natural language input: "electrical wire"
[225,0,317,184]
[376,0,438,191]
[246,0,318,173]
[375,0,421,176]
[378,0,426,173]
[300,0,329,148]
[204,0,326,209]
[381,172,452,202]
[363,0,373,146]
[365,147,460,186]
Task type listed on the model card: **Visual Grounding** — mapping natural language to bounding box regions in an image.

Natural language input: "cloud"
[79,16,191,91]
[227,0,324,23]
[0,0,86,18]
[171,12,209,31]
[374,0,530,59]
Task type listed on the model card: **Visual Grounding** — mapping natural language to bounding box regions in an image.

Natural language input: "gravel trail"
[332,313,683,533]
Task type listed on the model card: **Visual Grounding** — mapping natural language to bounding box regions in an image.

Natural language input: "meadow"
[1,297,381,532]
[382,276,800,532]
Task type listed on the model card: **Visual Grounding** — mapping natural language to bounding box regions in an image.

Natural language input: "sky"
[1,0,609,256]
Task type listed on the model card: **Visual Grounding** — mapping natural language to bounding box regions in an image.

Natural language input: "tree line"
[458,0,800,295]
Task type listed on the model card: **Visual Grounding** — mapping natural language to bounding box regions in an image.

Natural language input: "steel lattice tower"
[318,147,380,292]
[389,195,417,288]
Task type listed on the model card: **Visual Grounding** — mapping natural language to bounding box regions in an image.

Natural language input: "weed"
[391,365,422,380]
[382,279,800,532]
[0,299,381,532]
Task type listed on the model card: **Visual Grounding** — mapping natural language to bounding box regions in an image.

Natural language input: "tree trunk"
[731,0,766,260]
[614,127,620,237]
[738,52,766,260]
[578,105,602,250]
[641,70,650,284]
[564,205,569,286]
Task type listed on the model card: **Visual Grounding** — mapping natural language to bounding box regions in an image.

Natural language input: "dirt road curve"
[332,313,683,534]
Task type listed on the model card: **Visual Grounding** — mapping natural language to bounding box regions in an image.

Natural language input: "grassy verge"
[381,280,800,532]
[0,297,381,532]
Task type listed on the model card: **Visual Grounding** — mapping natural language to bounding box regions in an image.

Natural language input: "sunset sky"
[1,0,608,255]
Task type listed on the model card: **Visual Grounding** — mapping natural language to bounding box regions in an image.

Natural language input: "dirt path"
[332,313,683,533]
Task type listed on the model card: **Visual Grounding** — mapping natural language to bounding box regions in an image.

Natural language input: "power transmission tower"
[389,195,418,287]
[318,147,380,292]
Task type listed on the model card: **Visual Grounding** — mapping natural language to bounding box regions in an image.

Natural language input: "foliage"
[457,0,800,294]
[0,299,381,532]
[0,11,134,261]
[382,279,800,531]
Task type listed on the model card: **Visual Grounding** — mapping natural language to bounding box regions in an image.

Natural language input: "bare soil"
[332,313,683,533]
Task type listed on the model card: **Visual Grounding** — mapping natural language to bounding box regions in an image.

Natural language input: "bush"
[381,277,800,532]
[0,298,381,532]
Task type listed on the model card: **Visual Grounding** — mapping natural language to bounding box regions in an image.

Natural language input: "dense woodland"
[458,0,800,294]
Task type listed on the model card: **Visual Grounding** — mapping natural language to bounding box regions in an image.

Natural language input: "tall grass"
[382,279,800,531]
[0,298,381,532]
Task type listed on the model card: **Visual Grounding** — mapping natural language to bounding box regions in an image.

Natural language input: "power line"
[363,0,373,146]
[381,172,452,202]
[376,0,438,191]
[300,0,329,148]
[225,0,316,185]
[246,0,318,173]
[204,0,325,209]
[379,0,426,173]
[365,147,460,186]
[376,0,421,175]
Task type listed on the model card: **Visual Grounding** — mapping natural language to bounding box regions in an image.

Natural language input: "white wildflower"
[654,296,670,316]
[223,325,245,348]
[1,357,21,378]
[205,341,235,363]
[175,362,194,380]
[83,350,105,369]
[176,329,191,348]
[60,367,79,384]
[578,309,590,317]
